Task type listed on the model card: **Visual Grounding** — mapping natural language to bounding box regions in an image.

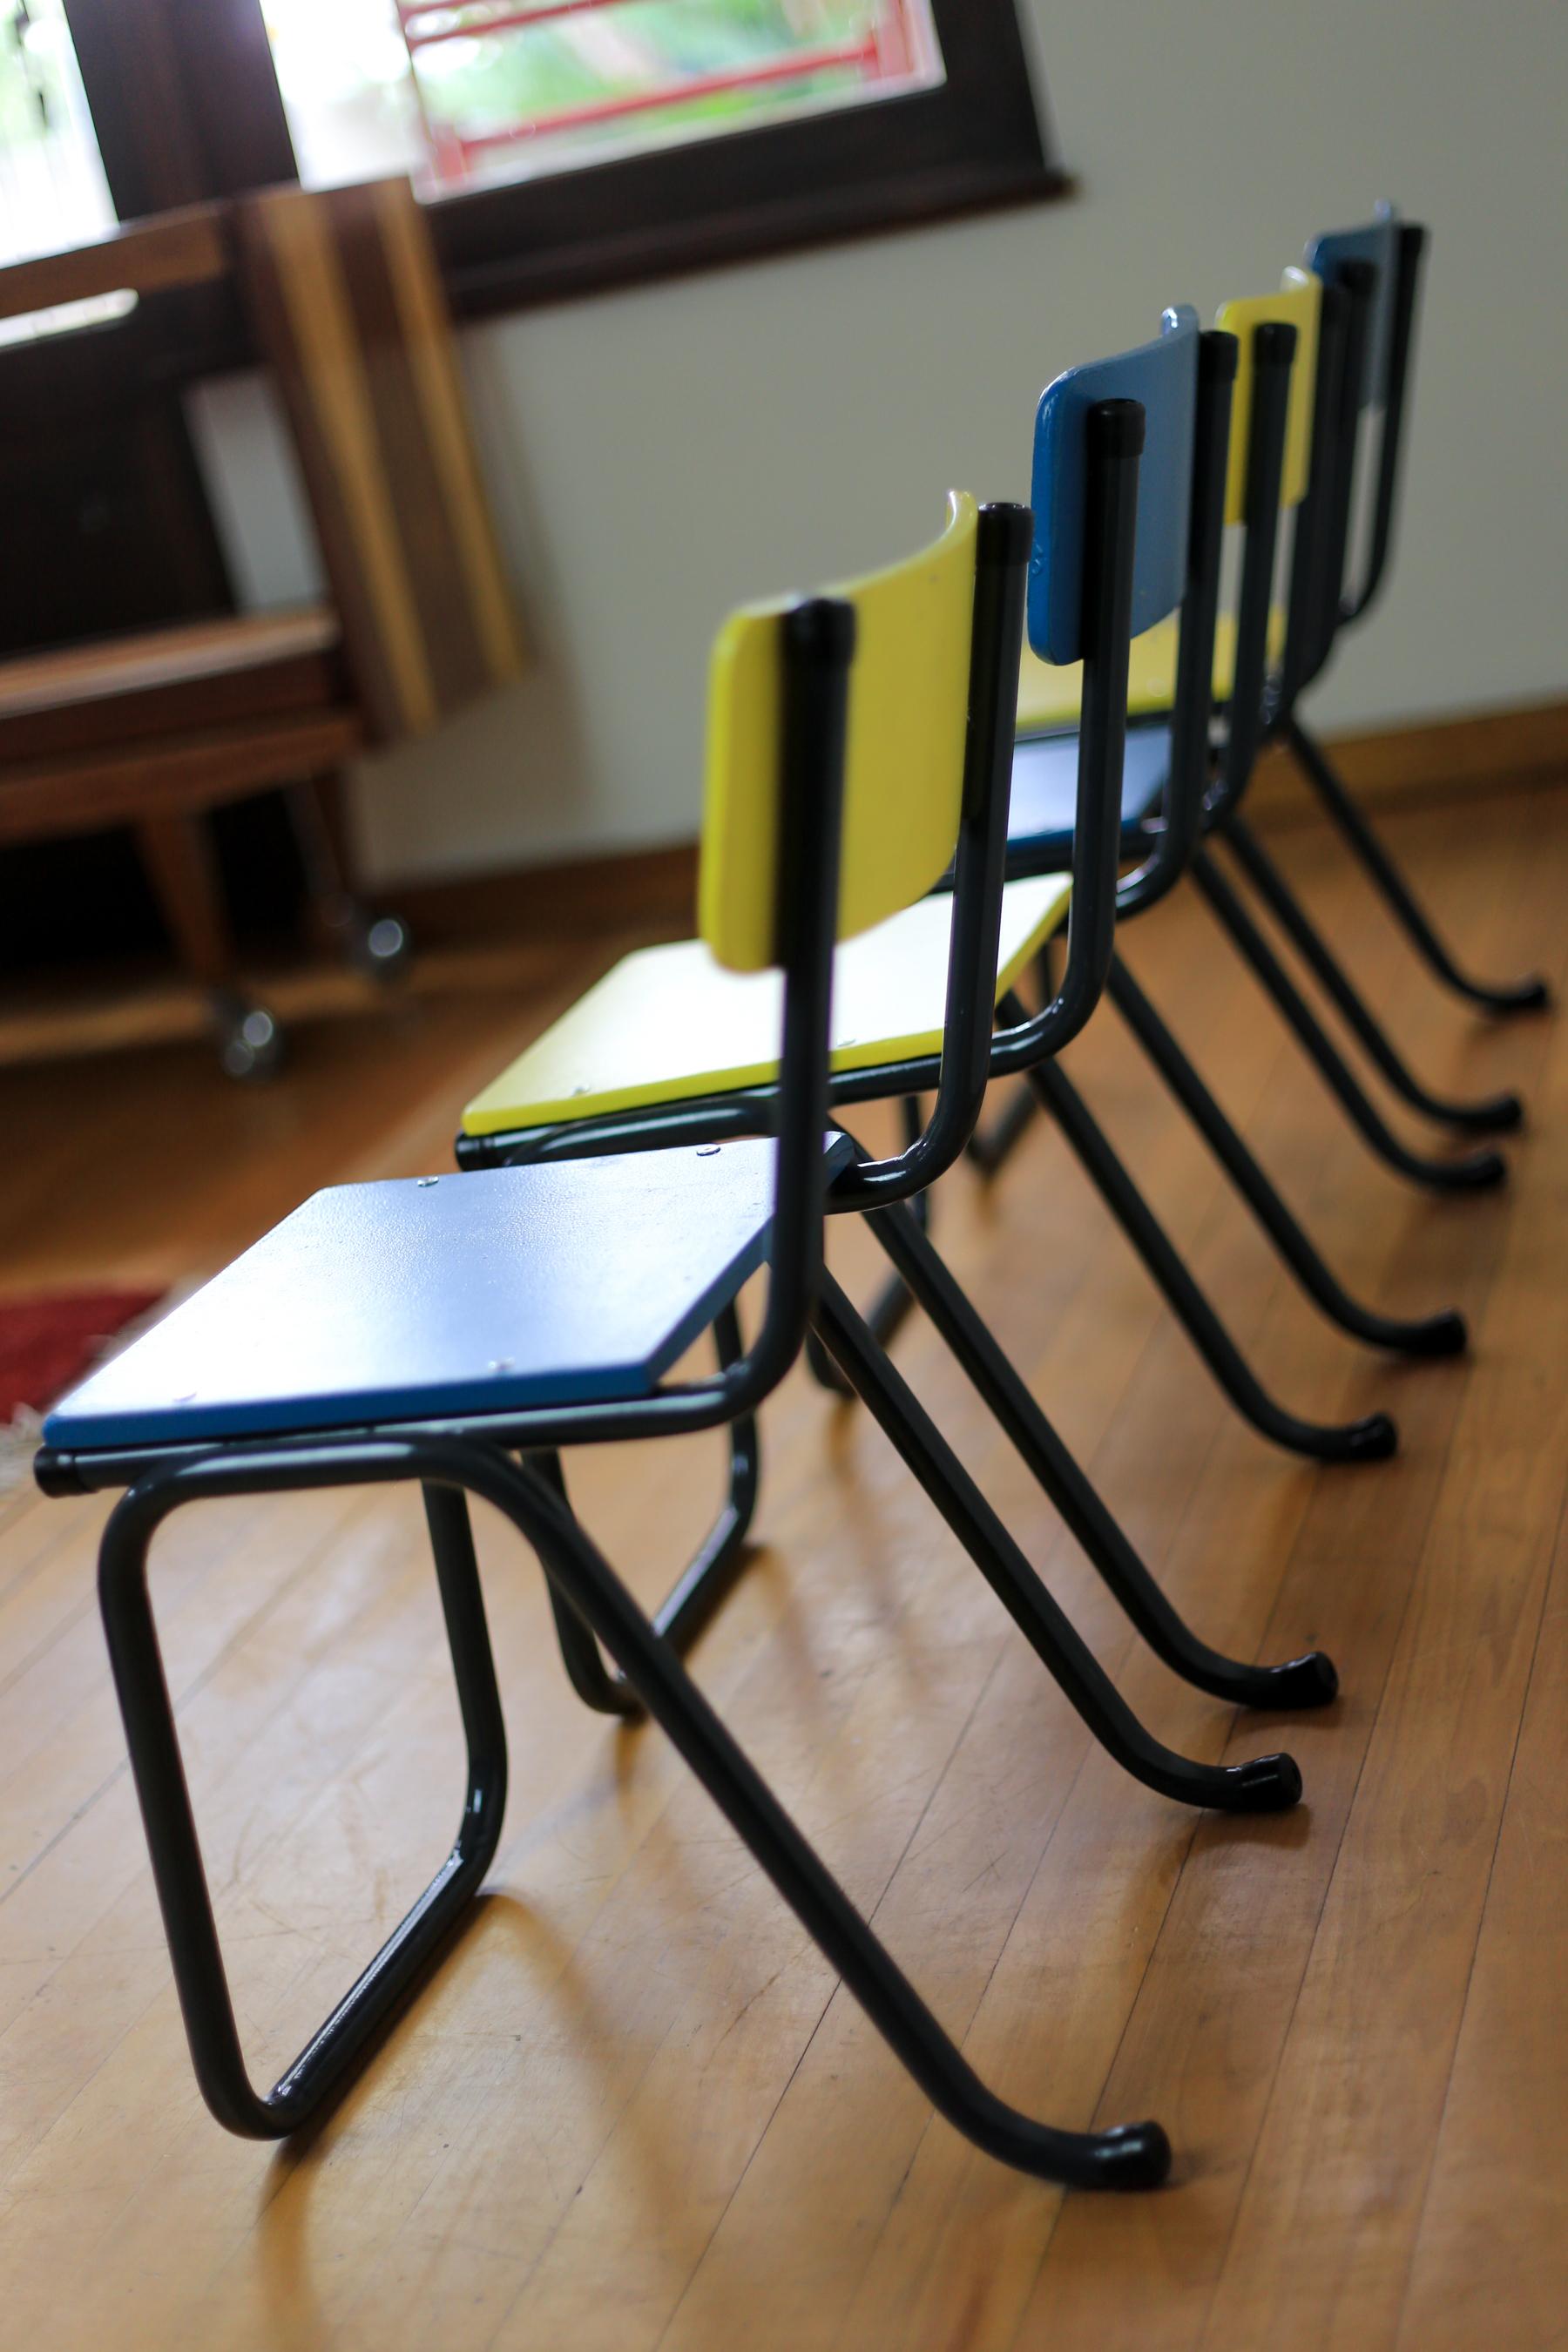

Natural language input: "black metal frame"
[1191,246,1539,1165]
[85,1434,1175,2186]
[467,329,1404,1482]
[971,252,1507,1411]
[1274,224,1551,1020]
[44,430,1317,2187]
[531,1304,760,1719]
[455,396,1350,1666]
[968,316,1444,1443]
[95,1456,509,2138]
[1277,709,1550,1017]
[1187,843,1506,1193]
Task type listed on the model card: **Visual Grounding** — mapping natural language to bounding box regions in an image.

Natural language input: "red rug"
[1,1288,166,1421]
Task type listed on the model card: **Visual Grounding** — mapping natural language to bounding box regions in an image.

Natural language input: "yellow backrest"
[1215,267,1321,524]
[698,493,979,973]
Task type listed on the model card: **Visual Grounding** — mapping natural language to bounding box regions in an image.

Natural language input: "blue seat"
[1003,720,1173,877]
[44,1137,853,1449]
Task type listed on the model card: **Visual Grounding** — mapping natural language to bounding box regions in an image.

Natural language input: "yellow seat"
[1015,606,1288,735]
[463,869,1071,1139]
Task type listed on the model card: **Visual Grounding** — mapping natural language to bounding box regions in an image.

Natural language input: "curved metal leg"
[968,950,1051,1177]
[107,1436,1172,2187]
[1025,1051,1397,1463]
[1106,955,1467,1358]
[1282,715,1551,1015]
[502,1441,1172,2190]
[967,1079,1042,1177]
[1190,850,1508,1193]
[538,1303,761,1717]
[1221,813,1523,1132]
[811,1273,1304,1815]
[865,1201,1337,1711]
[98,1469,508,2140]
[807,1096,927,1396]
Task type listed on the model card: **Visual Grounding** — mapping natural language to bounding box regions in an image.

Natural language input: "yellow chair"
[462,306,1214,1159]
[463,497,1069,1145]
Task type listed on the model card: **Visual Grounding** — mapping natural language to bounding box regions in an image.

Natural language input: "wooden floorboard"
[0,781,1563,2349]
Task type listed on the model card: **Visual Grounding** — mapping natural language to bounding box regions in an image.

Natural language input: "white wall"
[192,0,1568,888]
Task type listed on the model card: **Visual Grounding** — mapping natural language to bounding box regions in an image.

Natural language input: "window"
[265,3,944,198]
[59,0,1064,316]
[0,0,131,340]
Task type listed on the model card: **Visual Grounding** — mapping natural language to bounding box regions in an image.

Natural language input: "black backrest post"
[740,597,855,1390]
[1350,220,1427,622]
[1306,255,1377,683]
[1210,319,1296,820]
[1117,328,1236,913]
[1031,395,1146,1049]
[1279,280,1348,710]
[831,501,1032,1211]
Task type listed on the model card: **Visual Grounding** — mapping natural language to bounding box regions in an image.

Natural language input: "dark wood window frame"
[61,0,1069,321]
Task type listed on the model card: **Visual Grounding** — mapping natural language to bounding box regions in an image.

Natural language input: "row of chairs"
[39,206,1548,2193]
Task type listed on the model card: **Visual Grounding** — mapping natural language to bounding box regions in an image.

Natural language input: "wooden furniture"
[0,179,528,1075]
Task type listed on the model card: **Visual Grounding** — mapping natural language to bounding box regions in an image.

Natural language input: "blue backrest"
[1027,305,1199,666]
[1307,204,1398,409]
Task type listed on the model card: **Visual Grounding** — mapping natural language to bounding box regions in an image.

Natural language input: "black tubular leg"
[1220,813,1523,1132]
[804,1326,853,1393]
[1106,956,1467,1359]
[810,1272,1304,1814]
[864,1201,1337,1710]
[968,949,1051,1176]
[490,1444,1174,2190]
[1025,1055,1397,1462]
[537,1305,762,1717]
[97,1473,509,2140]
[104,1439,1173,2186]
[967,1076,1041,1176]
[1282,714,1551,1015]
[1190,848,1508,1193]
[806,1098,928,1395]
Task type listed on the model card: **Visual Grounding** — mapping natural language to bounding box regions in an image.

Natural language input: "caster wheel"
[214,1001,284,1082]
[351,913,412,983]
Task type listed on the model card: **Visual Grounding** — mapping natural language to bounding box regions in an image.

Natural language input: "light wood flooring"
[0,781,1565,2350]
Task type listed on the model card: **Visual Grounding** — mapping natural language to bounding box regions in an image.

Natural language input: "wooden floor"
[1,781,1565,2351]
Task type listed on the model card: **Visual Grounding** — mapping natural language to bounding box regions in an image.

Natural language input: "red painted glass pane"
[263,0,942,194]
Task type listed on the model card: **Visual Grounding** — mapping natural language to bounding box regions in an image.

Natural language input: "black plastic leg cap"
[1348,1412,1399,1462]
[1414,1308,1468,1359]
[1232,1751,1303,1812]
[1097,2120,1173,2190]
[1461,1150,1509,1190]
[1272,1650,1340,1708]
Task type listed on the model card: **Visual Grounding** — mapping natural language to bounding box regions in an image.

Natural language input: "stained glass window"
[261,0,943,195]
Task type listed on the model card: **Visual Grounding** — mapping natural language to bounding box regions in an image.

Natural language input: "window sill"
[435,153,1075,322]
